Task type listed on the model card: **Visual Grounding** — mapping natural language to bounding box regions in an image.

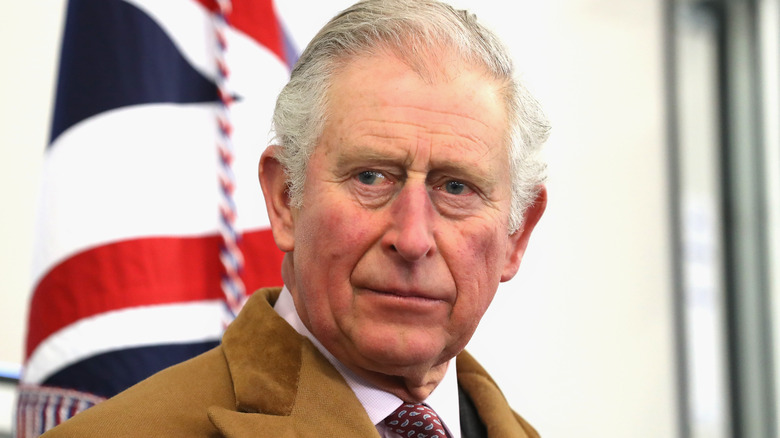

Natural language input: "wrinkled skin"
[259,53,546,402]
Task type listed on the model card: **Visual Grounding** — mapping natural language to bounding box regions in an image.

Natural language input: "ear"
[258,146,296,252]
[500,186,547,282]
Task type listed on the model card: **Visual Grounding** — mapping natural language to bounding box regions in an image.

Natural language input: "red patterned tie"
[384,403,451,438]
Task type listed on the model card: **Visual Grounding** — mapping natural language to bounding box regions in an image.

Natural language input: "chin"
[353,336,449,371]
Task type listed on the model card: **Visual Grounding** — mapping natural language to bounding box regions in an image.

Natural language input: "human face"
[261,53,543,398]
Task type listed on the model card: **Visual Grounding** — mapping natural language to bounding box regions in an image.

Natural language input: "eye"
[438,180,473,195]
[444,180,467,195]
[356,170,387,185]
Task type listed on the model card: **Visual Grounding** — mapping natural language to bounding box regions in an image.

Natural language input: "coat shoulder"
[42,346,235,437]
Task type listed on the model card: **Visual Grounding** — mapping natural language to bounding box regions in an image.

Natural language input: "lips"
[358,285,451,303]
[350,264,457,305]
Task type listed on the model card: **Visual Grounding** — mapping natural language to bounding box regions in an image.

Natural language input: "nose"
[385,183,436,261]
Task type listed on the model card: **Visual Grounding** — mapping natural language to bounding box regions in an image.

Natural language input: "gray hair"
[271,0,550,233]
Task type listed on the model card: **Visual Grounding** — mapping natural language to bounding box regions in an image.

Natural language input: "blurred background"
[1,0,779,437]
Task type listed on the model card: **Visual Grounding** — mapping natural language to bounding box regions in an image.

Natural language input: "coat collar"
[210,287,537,438]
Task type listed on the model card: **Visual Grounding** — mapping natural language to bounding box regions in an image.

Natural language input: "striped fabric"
[17,0,295,435]
[16,385,105,438]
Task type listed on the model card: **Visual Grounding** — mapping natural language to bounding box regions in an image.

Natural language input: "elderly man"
[43,0,549,436]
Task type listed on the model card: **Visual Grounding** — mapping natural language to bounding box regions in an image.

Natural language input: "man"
[42,0,549,436]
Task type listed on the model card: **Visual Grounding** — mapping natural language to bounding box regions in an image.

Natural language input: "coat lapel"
[456,352,540,438]
[209,288,380,437]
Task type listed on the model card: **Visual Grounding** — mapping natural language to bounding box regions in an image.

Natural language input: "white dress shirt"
[274,286,461,438]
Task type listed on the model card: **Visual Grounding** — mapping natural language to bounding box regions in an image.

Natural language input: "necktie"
[384,403,451,438]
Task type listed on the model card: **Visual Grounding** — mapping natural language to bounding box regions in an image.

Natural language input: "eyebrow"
[333,144,407,170]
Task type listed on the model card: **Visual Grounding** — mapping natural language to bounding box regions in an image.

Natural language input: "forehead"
[322,53,510,166]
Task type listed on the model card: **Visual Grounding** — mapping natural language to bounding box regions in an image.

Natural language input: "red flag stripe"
[194,0,290,66]
[26,229,284,360]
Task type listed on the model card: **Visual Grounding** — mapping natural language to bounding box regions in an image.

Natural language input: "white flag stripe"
[223,22,291,101]
[31,96,287,288]
[34,104,219,286]
[23,300,226,384]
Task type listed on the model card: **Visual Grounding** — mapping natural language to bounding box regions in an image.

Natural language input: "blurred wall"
[0,1,677,436]
[0,4,66,368]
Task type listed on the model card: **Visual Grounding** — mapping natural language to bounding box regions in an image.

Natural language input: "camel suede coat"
[42,288,539,437]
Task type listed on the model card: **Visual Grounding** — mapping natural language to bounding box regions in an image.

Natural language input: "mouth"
[361,287,449,304]
[353,285,452,321]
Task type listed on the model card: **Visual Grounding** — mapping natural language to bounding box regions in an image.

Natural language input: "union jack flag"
[17,0,293,435]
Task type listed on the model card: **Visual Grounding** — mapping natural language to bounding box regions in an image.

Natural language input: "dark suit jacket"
[43,288,539,437]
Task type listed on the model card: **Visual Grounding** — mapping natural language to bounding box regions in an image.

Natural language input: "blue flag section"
[18,0,295,435]
[50,0,219,144]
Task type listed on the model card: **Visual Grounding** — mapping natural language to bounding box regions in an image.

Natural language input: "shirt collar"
[274,286,461,437]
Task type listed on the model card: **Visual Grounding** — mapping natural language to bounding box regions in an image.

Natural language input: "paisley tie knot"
[383,403,450,438]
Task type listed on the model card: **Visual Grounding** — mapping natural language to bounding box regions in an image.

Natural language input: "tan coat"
[43,288,539,437]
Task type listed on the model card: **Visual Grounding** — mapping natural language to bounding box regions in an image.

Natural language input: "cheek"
[295,200,376,289]
[316,205,373,253]
[450,226,507,311]
[293,203,381,334]
[458,221,507,274]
